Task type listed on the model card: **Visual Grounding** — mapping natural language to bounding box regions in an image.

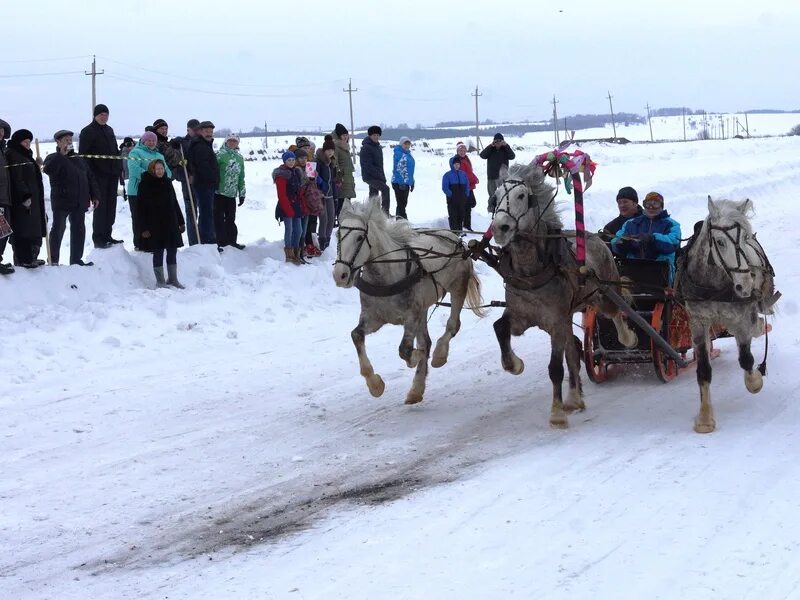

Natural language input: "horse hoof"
[549,416,569,429]
[502,355,524,375]
[430,353,447,368]
[694,419,716,434]
[406,349,424,369]
[405,390,423,404]
[745,371,763,394]
[563,399,586,413]
[366,374,385,397]
[621,330,638,349]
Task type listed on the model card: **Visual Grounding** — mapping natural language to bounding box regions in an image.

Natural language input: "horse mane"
[705,198,754,236]
[340,197,417,247]
[507,163,562,229]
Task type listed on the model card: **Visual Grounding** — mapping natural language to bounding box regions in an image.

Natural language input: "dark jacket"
[334,137,355,198]
[442,161,471,200]
[5,141,45,239]
[136,172,185,251]
[359,137,385,182]
[272,165,303,220]
[479,144,516,179]
[155,131,181,174]
[601,205,643,241]
[43,150,100,212]
[169,135,194,183]
[78,119,122,178]
[187,136,219,189]
[0,139,10,208]
[611,210,682,281]
[315,148,337,199]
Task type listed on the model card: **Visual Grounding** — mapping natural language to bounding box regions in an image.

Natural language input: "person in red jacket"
[453,141,478,230]
[272,151,304,264]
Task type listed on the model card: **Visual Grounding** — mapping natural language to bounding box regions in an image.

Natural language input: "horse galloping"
[489,164,638,428]
[678,197,779,433]
[333,198,485,405]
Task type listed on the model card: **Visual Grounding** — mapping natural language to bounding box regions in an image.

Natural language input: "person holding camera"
[479,133,515,213]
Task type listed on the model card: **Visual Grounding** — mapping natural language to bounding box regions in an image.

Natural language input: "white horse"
[333,198,485,404]
[678,197,779,433]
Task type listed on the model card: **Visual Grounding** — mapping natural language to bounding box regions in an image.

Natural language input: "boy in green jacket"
[215,133,246,250]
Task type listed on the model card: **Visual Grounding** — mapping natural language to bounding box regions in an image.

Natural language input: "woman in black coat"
[137,159,186,288]
[6,129,45,267]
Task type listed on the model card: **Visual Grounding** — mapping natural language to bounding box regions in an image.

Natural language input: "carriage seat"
[615,258,670,304]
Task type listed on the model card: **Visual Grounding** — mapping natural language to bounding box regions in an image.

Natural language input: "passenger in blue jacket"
[611,191,682,283]
[442,156,471,233]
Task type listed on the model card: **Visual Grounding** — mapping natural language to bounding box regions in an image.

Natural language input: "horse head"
[491,163,558,247]
[333,198,378,288]
[706,196,757,299]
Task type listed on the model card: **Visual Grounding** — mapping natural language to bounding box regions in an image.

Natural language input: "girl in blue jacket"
[442,156,471,233]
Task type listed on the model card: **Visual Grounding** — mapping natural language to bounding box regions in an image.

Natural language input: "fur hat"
[282,151,296,162]
[93,104,109,117]
[152,118,168,130]
[493,132,504,141]
[322,139,335,152]
[294,148,308,160]
[140,131,158,144]
[295,136,311,148]
[10,129,33,145]
[334,123,348,137]
[367,125,382,136]
[616,186,639,203]
[53,129,74,141]
[644,191,664,206]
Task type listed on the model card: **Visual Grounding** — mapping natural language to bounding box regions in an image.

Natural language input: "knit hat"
[152,118,168,130]
[295,136,311,148]
[324,134,333,142]
[399,136,411,145]
[334,123,348,136]
[322,139,335,151]
[10,129,33,144]
[186,118,200,129]
[93,104,109,117]
[122,137,134,146]
[456,140,467,151]
[294,148,308,160]
[198,120,215,129]
[643,191,664,206]
[493,132,504,141]
[616,186,638,203]
[282,151,296,162]
[140,131,158,144]
[367,125,382,136]
[225,133,240,144]
[53,129,74,141]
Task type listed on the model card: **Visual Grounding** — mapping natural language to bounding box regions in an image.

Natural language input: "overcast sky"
[2,0,799,138]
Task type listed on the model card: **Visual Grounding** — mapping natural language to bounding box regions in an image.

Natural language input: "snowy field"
[2,129,800,599]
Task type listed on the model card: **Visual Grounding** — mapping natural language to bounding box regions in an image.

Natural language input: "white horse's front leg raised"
[352,317,386,397]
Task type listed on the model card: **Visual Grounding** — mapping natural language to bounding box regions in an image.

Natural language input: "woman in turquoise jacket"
[127,131,170,249]
[391,136,415,219]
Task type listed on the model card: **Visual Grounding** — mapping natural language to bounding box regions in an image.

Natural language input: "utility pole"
[564,117,568,141]
[682,107,687,142]
[84,54,104,115]
[645,102,654,142]
[264,121,268,149]
[744,111,750,138]
[551,94,560,146]
[471,85,483,150]
[606,91,617,139]
[343,78,358,158]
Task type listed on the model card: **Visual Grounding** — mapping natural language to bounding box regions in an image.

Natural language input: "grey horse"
[678,197,779,433]
[333,198,485,405]
[490,164,638,428]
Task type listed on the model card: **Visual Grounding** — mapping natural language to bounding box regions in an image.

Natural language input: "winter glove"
[238,196,245,207]
[179,224,186,233]
[142,231,151,239]
[636,233,654,245]
[410,185,414,193]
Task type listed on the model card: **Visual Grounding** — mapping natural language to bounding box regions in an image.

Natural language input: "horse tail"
[465,268,487,318]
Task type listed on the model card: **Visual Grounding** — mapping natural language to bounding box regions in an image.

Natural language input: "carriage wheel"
[651,303,679,383]
[583,309,607,383]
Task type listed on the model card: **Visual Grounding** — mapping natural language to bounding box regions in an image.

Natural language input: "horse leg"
[736,333,763,394]
[431,285,466,368]
[351,315,387,398]
[692,326,715,433]
[406,318,432,405]
[610,312,638,349]
[563,334,585,413]
[399,319,418,368]
[548,329,569,429]
[494,311,524,375]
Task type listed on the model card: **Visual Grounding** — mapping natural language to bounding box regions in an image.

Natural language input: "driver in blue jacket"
[611,191,681,283]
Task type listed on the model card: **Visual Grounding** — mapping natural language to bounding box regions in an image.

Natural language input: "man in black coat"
[358,125,391,214]
[169,118,200,245]
[6,128,45,268]
[0,118,13,274]
[186,120,218,244]
[600,186,643,242]
[79,104,123,248]
[479,133,516,212]
[43,130,100,265]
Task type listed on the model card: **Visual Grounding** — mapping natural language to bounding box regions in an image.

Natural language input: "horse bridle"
[335,224,371,271]
[493,179,536,231]
[707,222,761,277]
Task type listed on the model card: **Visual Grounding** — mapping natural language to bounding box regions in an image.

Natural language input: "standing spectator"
[0,118,13,274]
[441,156,470,233]
[187,120,219,245]
[359,125,390,214]
[296,137,320,254]
[5,129,45,268]
[454,141,478,230]
[138,159,186,288]
[43,129,99,266]
[119,137,134,183]
[127,132,170,250]
[273,151,304,265]
[333,123,355,220]
[170,118,200,245]
[152,118,181,174]
[293,149,321,259]
[215,133,246,250]
[391,136,415,220]
[79,103,123,248]
[479,133,515,213]
[315,137,338,251]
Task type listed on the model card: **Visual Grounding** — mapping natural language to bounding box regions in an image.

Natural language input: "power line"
[104,73,332,98]
[0,70,84,78]
[0,55,90,63]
